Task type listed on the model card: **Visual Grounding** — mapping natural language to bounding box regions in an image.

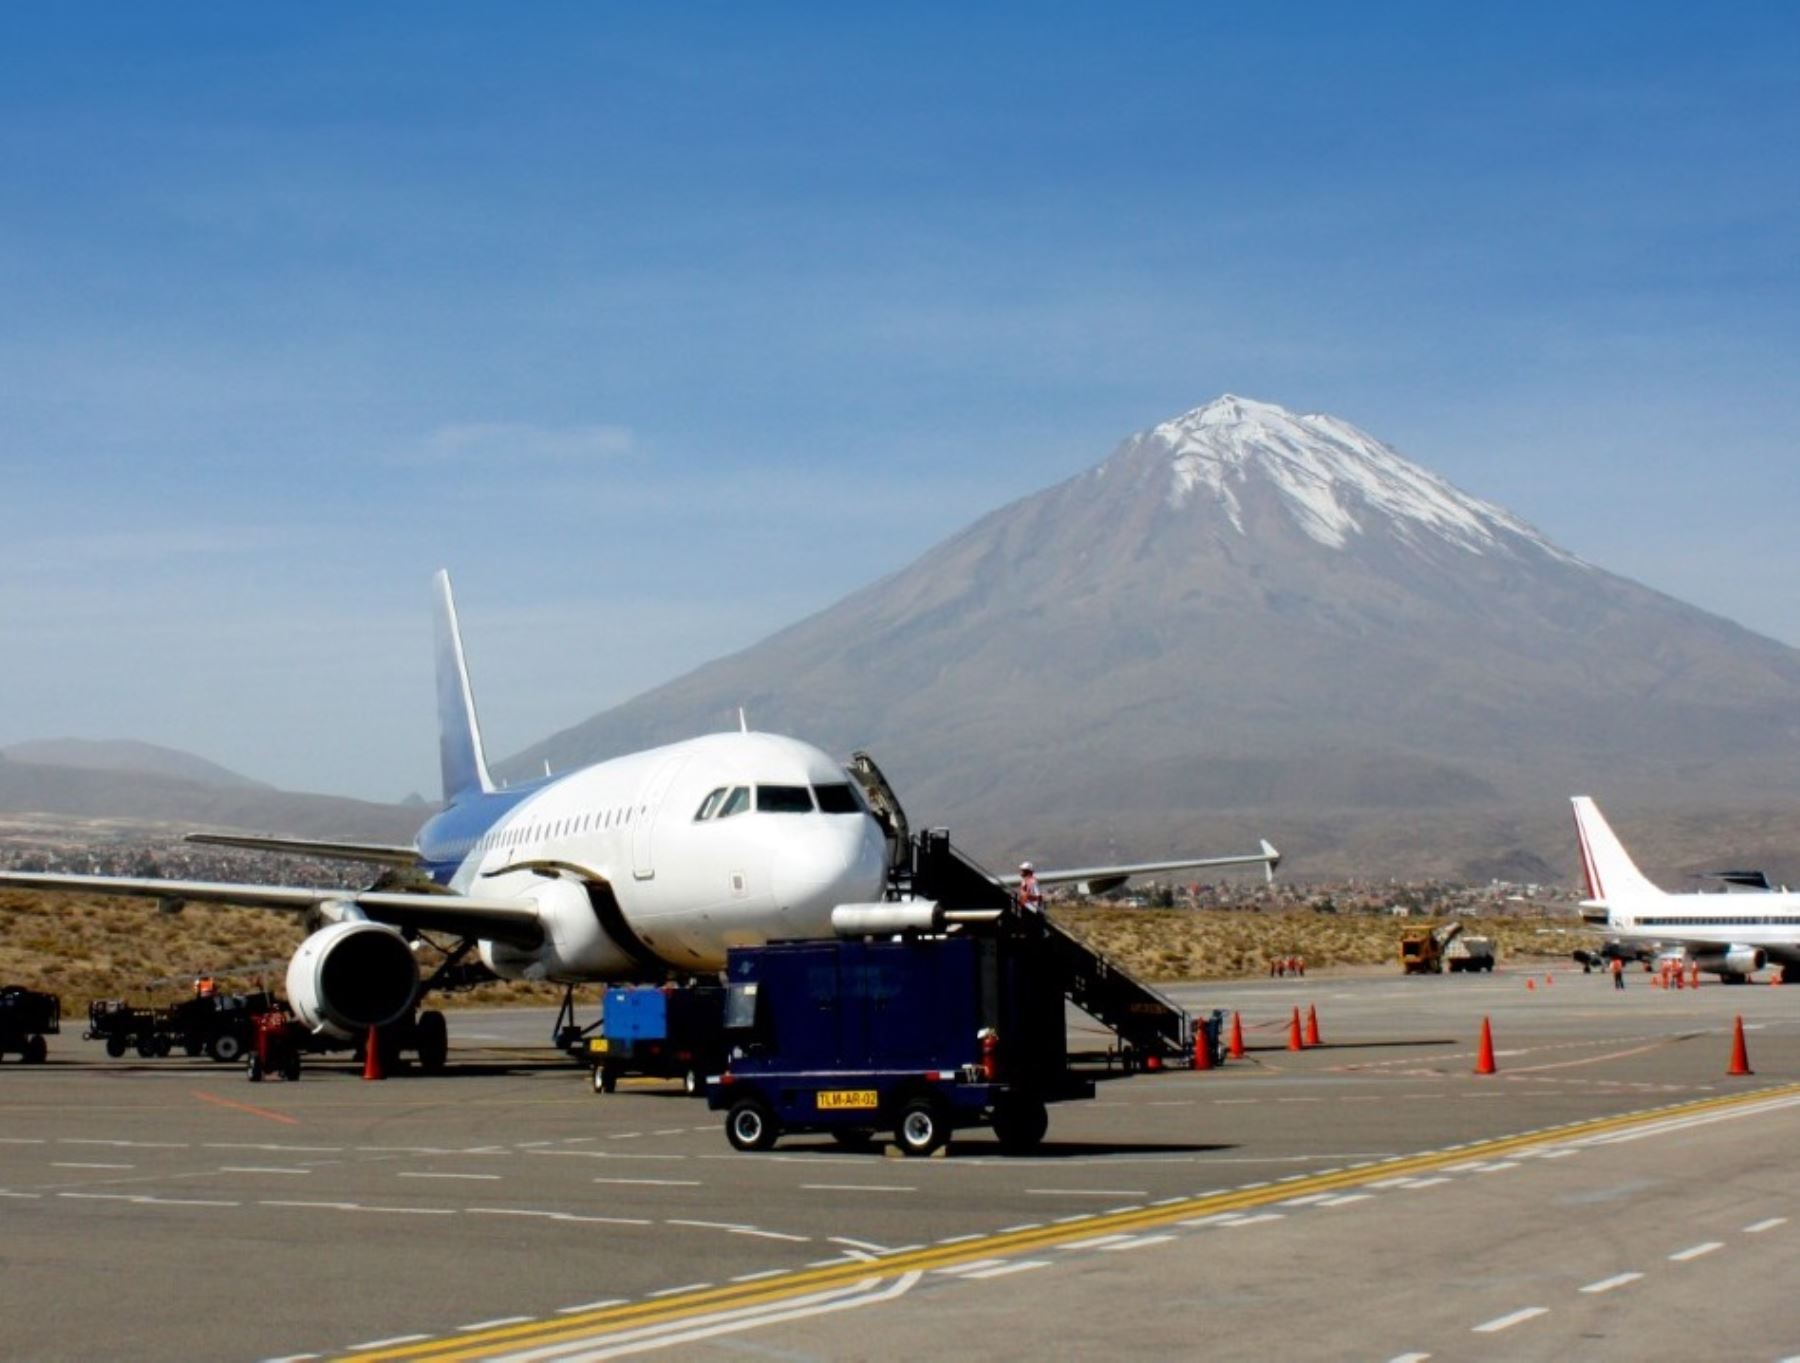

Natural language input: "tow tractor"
[709,903,1095,1156]
[84,989,280,1062]
[586,984,726,1095]
[1,985,59,1064]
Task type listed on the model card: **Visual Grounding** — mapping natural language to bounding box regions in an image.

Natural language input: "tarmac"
[1,965,1796,1361]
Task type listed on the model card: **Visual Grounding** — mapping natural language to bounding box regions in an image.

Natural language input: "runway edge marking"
[331,1081,1800,1363]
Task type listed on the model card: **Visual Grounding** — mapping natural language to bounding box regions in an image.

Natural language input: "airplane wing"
[184,832,422,867]
[0,871,544,948]
[998,841,1281,895]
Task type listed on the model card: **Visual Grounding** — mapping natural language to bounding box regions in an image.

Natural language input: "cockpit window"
[694,788,727,821]
[716,786,751,819]
[756,784,814,814]
[813,783,862,814]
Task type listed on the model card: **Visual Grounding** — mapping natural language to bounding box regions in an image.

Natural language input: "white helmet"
[1020,861,1034,873]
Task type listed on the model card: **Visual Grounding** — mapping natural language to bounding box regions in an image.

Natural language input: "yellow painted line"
[336,1081,1800,1362]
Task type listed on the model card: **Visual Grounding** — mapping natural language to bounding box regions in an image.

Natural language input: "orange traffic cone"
[1526,978,1536,992]
[1194,1026,1214,1071]
[1304,1005,1321,1047]
[1727,1015,1753,1076]
[1475,1017,1497,1075]
[1286,1007,1304,1051]
[362,1025,385,1081]
[1227,1011,1246,1060]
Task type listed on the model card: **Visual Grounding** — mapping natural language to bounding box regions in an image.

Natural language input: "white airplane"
[1571,795,1800,983]
[0,572,1281,1061]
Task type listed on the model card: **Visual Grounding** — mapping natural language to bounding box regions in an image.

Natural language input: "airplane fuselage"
[413,731,890,982]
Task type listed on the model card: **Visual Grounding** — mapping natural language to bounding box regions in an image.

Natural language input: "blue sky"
[2,4,1797,801]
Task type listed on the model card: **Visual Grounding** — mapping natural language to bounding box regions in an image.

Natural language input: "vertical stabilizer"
[433,570,495,803]
[1570,796,1664,906]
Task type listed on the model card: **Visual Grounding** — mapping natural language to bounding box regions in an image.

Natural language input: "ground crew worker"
[194,974,216,998]
[1017,862,1044,914]
[1610,957,1625,990]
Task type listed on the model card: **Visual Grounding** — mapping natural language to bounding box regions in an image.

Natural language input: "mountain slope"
[504,396,1800,877]
[2,738,270,791]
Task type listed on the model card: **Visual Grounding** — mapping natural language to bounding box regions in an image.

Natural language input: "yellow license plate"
[587,1038,609,1054]
[816,1089,878,1110]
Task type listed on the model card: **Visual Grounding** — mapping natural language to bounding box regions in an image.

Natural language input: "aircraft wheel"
[414,1010,449,1072]
[896,1097,950,1158]
[23,1034,48,1065]
[726,1098,779,1152]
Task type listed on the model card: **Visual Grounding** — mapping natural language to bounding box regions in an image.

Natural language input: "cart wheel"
[599,1067,618,1094]
[896,1097,950,1157]
[281,1054,302,1083]
[683,1067,704,1098]
[726,1098,779,1152]
[246,1054,264,1083]
[105,1035,127,1059]
[590,1065,609,1095]
[991,1098,1048,1154]
[155,1035,173,1058]
[136,1036,158,1059]
[209,1033,243,1064]
[23,1034,47,1065]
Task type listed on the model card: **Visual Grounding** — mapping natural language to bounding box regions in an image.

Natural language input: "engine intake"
[286,920,419,1037]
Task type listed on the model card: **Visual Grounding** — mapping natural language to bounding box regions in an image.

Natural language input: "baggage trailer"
[708,929,1095,1157]
[585,984,725,1095]
[1,985,59,1064]
[85,990,280,1062]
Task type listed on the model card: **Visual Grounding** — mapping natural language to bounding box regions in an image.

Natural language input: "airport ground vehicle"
[1401,921,1489,974]
[1443,933,1496,972]
[245,1009,306,1082]
[707,926,1095,1157]
[585,984,725,1095]
[0,985,59,1063]
[85,990,279,1061]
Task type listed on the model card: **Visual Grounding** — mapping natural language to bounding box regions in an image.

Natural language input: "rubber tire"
[598,1067,618,1094]
[155,1035,173,1058]
[246,1054,264,1083]
[23,1034,47,1065]
[105,1035,127,1059]
[726,1098,779,1152]
[991,1098,1048,1154]
[683,1067,703,1098]
[414,1010,449,1072]
[208,1033,243,1064]
[281,1054,302,1083]
[136,1036,158,1059]
[896,1097,950,1158]
[591,1065,609,1095]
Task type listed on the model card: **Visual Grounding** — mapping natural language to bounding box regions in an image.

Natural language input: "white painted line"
[1388,1354,1432,1362]
[1365,1177,1417,1189]
[1404,1176,1451,1189]
[1579,1272,1643,1294]
[595,1177,702,1187]
[219,1166,310,1175]
[1225,1212,1285,1227]
[730,1269,788,1284]
[1176,1213,1245,1228]
[648,1282,712,1298]
[141,1196,241,1207]
[58,1192,137,1202]
[997,1223,1043,1234]
[1476,1161,1521,1173]
[800,1183,914,1193]
[345,1336,428,1350]
[1472,1306,1548,1333]
[1669,1241,1723,1262]
[0,1191,43,1199]
[1319,1193,1375,1207]
[935,1259,1007,1276]
[1280,1192,1336,1207]
[1442,1160,1488,1173]
[831,1236,895,1253]
[0,1138,47,1145]
[466,1207,653,1226]
[936,1233,985,1245]
[728,1227,809,1243]
[1025,1188,1149,1197]
[964,1259,1051,1279]
[51,1162,133,1169]
[1057,1233,1139,1251]
[556,1298,626,1314]
[1100,1234,1176,1252]
[667,1218,750,1232]
[62,1138,187,1148]
[398,1172,501,1181]
[1745,1217,1787,1233]
[457,1317,534,1331]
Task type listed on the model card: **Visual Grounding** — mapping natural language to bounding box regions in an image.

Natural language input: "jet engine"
[1690,945,1766,978]
[286,920,420,1036]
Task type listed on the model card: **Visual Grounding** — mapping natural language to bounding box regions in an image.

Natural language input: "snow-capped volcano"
[1131,394,1572,561]
[510,396,1800,879]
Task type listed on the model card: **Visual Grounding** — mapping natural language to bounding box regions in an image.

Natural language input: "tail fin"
[1570,796,1664,906]
[433,570,495,803]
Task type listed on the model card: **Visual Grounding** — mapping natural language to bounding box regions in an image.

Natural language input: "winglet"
[1570,796,1662,907]
[433,571,495,803]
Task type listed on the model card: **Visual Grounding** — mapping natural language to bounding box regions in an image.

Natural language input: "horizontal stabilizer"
[185,832,421,867]
[1001,841,1282,892]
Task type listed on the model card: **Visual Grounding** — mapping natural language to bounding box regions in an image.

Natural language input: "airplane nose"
[773,818,889,922]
